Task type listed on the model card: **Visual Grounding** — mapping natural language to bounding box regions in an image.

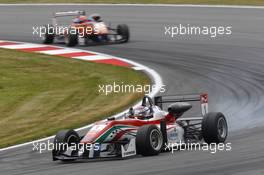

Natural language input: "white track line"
[0,43,44,49]
[0,4,263,9]
[0,40,163,152]
[132,66,145,70]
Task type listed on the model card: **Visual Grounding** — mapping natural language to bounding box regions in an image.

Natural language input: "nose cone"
[80,121,110,143]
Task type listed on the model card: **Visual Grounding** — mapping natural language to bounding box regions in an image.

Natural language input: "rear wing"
[53,11,86,17]
[52,10,86,26]
[154,93,209,116]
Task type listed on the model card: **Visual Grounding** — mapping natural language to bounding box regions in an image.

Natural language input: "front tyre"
[65,28,78,47]
[136,125,163,156]
[52,129,80,161]
[117,24,129,43]
[41,25,54,44]
[202,112,228,144]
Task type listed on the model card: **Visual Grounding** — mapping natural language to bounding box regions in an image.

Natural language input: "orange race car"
[41,11,129,47]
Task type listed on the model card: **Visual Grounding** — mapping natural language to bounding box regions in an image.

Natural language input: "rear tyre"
[136,125,163,156]
[202,112,228,144]
[65,28,78,47]
[117,24,129,43]
[41,25,54,44]
[52,129,80,161]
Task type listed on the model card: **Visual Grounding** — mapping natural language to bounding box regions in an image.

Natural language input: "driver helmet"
[127,106,152,118]
[88,13,101,22]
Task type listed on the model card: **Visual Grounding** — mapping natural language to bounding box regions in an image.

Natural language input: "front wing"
[53,138,136,161]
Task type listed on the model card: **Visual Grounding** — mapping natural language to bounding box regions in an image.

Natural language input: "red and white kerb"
[0,41,133,68]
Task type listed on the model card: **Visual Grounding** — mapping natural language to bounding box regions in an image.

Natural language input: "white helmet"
[127,106,153,119]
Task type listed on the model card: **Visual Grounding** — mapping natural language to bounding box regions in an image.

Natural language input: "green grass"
[0,48,150,148]
[0,0,264,6]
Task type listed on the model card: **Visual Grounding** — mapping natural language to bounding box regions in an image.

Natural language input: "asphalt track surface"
[0,5,264,175]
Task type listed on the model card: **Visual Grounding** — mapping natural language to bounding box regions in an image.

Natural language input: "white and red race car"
[52,93,228,161]
[41,10,129,47]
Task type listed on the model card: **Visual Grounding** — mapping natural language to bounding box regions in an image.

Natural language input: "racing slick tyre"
[65,29,78,47]
[136,125,163,156]
[202,112,228,144]
[41,25,55,44]
[117,24,130,43]
[52,129,80,161]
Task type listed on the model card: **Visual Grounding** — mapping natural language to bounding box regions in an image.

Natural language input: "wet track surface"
[0,5,264,175]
